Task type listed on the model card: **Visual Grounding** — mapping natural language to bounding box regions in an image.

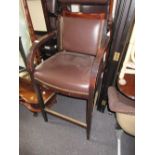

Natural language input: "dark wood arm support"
[108,86,135,115]
[89,36,109,101]
[27,31,57,73]
[108,16,113,28]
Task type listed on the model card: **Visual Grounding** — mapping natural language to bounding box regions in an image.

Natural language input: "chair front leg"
[33,81,48,122]
[86,97,94,140]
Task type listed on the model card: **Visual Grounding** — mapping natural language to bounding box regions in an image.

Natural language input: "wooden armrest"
[89,36,109,98]
[27,31,57,73]
[108,86,135,115]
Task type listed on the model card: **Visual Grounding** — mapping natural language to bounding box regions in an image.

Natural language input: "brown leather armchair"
[27,11,109,140]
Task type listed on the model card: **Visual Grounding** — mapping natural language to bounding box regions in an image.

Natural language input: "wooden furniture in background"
[19,37,55,114]
[118,74,135,99]
[19,71,56,113]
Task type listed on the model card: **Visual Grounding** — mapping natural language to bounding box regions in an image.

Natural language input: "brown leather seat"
[34,51,95,95]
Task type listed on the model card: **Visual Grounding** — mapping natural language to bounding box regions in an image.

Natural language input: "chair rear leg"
[33,82,48,122]
[33,112,38,117]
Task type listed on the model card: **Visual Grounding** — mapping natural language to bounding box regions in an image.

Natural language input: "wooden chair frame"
[27,29,109,140]
[25,0,114,138]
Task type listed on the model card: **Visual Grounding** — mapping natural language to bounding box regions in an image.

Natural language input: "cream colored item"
[27,0,47,31]
[116,113,135,136]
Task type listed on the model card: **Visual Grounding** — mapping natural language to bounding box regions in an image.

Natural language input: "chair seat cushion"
[34,51,95,95]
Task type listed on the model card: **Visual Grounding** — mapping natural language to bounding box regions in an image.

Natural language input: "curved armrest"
[108,86,135,115]
[27,31,57,73]
[89,36,109,98]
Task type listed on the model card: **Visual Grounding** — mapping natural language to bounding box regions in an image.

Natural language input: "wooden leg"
[86,100,93,140]
[33,82,48,122]
[33,112,38,117]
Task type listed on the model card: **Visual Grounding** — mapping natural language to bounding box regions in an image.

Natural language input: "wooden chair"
[27,10,109,139]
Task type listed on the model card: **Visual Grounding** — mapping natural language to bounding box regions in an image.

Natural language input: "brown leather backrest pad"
[60,12,106,56]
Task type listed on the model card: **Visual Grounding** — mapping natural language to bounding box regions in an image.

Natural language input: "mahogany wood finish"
[63,10,106,19]
[117,74,135,99]
[20,77,55,104]
[19,72,56,113]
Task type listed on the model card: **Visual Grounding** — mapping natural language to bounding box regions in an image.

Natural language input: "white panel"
[71,5,80,12]
[119,24,135,85]
[19,0,32,67]
[112,0,117,19]
[27,0,47,31]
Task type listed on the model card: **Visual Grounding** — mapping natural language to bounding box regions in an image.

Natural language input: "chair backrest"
[59,12,106,56]
[58,0,112,26]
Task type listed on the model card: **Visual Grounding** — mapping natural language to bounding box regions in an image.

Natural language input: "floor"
[19,95,135,155]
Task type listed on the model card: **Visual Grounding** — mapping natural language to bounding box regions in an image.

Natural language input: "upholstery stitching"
[35,78,89,96]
